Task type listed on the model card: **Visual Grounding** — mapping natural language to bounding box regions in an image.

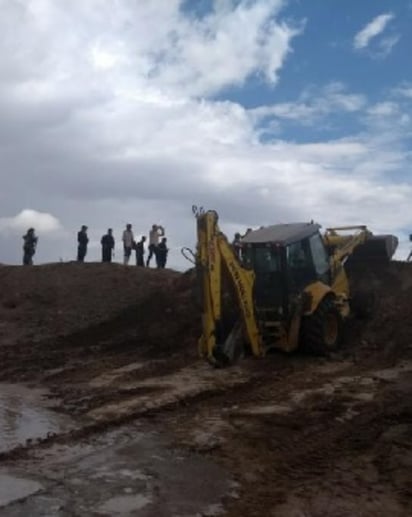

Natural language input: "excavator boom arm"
[324,225,397,266]
[195,210,263,364]
[324,226,370,263]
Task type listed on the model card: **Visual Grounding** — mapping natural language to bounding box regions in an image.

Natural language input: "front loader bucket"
[347,234,398,266]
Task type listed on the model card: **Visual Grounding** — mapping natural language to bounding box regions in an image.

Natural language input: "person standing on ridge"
[146,224,165,267]
[122,223,134,265]
[407,234,412,262]
[156,237,169,268]
[101,228,115,263]
[232,232,242,260]
[22,228,38,265]
[77,225,89,262]
[135,236,146,266]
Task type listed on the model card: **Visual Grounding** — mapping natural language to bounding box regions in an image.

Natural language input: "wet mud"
[1,426,234,516]
[0,384,73,454]
[0,262,411,515]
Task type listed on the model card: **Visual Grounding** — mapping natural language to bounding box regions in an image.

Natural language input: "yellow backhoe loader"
[186,207,398,366]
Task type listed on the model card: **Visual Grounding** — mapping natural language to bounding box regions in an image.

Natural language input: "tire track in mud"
[0,350,319,463]
[1,357,411,516]
[156,358,412,516]
[0,361,256,462]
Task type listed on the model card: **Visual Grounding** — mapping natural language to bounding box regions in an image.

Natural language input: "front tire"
[302,296,342,354]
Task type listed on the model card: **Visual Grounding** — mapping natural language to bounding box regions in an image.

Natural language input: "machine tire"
[302,296,342,355]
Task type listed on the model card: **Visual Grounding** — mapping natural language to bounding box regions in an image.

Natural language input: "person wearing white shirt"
[122,223,134,265]
[146,224,165,267]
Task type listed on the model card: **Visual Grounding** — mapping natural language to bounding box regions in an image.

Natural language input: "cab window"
[309,233,330,276]
[287,240,312,270]
[249,247,281,272]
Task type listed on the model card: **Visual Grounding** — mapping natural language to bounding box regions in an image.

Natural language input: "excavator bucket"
[347,234,398,266]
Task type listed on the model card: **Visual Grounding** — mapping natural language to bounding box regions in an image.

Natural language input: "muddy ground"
[0,262,411,516]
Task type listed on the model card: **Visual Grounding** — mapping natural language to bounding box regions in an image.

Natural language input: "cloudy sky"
[0,0,411,268]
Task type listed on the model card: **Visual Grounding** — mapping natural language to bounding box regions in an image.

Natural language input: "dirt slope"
[0,261,411,516]
[0,263,184,342]
[0,263,198,381]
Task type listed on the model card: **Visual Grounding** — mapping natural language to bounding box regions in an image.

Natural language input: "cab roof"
[241,223,321,246]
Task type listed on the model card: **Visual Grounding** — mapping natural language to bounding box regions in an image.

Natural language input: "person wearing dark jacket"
[232,232,242,260]
[22,228,38,265]
[156,237,168,268]
[77,225,89,262]
[135,236,146,266]
[101,228,115,263]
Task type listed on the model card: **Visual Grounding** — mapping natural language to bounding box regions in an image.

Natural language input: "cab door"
[308,233,331,285]
[287,239,317,293]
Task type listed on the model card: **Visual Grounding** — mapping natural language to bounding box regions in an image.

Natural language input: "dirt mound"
[1,260,412,352]
[1,260,411,382]
[0,263,184,342]
[346,261,412,365]
[365,262,412,343]
[0,263,199,381]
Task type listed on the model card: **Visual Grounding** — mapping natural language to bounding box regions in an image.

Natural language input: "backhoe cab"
[191,208,398,366]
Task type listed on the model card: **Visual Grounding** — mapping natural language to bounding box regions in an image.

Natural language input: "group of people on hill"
[95,223,168,267]
[21,223,169,268]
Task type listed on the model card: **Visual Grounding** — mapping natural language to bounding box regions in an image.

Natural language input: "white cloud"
[0,0,301,99]
[377,34,400,58]
[367,102,399,117]
[365,100,411,132]
[0,1,410,268]
[393,83,412,99]
[0,210,62,235]
[250,82,366,123]
[354,13,394,50]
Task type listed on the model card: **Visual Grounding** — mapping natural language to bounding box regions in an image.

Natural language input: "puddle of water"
[89,361,146,388]
[3,426,233,516]
[351,392,375,402]
[291,384,335,404]
[89,466,151,482]
[97,494,152,515]
[231,404,292,417]
[0,472,43,507]
[313,361,353,375]
[372,361,412,382]
[0,384,72,453]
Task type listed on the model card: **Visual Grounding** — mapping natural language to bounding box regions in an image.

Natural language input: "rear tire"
[302,296,342,355]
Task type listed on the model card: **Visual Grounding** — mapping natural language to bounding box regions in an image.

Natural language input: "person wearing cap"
[101,228,115,263]
[77,225,89,262]
[22,228,38,265]
[122,223,134,265]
